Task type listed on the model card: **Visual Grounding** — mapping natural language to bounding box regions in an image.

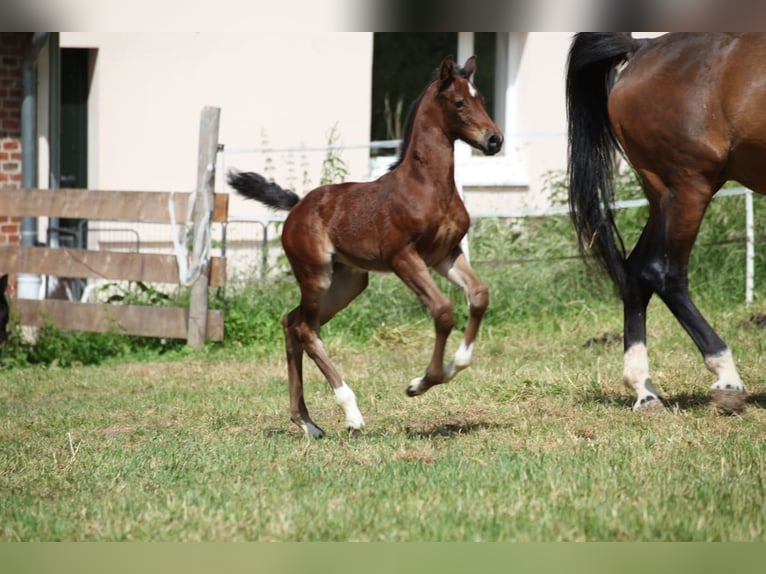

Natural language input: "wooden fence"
[2,107,227,348]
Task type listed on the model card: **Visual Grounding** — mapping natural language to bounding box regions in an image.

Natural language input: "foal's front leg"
[434,248,489,380]
[391,247,457,397]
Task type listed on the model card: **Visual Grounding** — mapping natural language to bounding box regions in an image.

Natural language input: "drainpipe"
[48,33,61,249]
[20,32,48,247]
[18,32,48,299]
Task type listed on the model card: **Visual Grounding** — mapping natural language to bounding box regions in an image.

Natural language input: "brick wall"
[1,33,29,296]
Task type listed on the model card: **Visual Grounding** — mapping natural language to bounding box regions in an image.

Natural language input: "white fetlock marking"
[454,341,474,368]
[408,376,426,396]
[334,382,365,429]
[705,349,745,392]
[623,343,661,409]
[623,343,649,391]
[442,342,474,383]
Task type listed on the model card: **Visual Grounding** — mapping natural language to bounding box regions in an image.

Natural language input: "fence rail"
[4,107,226,346]
[216,186,758,304]
[5,188,228,342]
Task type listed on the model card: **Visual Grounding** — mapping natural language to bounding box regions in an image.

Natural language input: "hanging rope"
[169,161,214,286]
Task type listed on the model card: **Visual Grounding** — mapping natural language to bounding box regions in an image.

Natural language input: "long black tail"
[227,170,300,211]
[566,32,641,299]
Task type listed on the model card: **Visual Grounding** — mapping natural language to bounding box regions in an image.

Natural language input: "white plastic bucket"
[16,273,42,300]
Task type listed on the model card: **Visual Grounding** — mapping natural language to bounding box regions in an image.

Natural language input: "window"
[371,33,522,157]
[370,33,457,145]
[370,33,526,188]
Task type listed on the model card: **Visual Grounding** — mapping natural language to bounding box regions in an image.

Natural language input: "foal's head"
[434,55,503,155]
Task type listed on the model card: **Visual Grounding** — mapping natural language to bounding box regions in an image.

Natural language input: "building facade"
[2,32,576,291]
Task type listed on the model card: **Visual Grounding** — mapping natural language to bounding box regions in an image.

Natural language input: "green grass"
[2,286,766,540]
[2,186,766,541]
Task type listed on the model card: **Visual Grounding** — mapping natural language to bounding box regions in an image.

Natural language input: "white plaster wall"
[60,32,374,223]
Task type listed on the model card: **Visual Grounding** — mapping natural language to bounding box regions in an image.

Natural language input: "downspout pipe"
[20,32,48,247]
[48,33,61,249]
[18,33,49,299]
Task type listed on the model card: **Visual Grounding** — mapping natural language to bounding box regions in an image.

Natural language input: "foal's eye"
[454,100,465,109]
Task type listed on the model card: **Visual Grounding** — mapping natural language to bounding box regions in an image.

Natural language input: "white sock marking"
[334,382,365,429]
[705,349,745,392]
[623,343,650,392]
[623,343,663,410]
[454,341,474,368]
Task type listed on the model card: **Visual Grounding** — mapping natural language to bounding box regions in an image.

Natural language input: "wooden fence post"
[187,106,221,348]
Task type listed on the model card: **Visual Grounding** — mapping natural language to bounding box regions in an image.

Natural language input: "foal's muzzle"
[481,131,504,155]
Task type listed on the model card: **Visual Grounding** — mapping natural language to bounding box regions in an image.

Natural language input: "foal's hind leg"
[285,263,368,437]
[283,308,325,437]
[318,264,369,432]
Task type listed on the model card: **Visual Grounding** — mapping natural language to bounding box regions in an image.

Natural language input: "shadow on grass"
[746,392,766,408]
[579,389,766,413]
[666,391,766,414]
[404,420,513,439]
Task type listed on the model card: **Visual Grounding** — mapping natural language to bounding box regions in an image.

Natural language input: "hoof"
[633,395,665,413]
[406,376,426,397]
[297,419,325,439]
[344,417,365,436]
[710,389,747,415]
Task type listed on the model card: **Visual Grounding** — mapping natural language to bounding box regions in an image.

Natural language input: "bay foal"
[229,56,503,436]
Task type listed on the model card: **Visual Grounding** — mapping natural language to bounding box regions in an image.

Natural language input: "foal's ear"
[460,55,476,80]
[438,55,457,91]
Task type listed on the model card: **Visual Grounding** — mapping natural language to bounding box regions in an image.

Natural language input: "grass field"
[3,190,766,541]
[2,265,766,541]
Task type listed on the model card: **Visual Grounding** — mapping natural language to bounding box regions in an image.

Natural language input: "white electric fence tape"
[169,163,214,286]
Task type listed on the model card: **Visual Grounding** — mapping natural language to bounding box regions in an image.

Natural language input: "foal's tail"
[227,170,300,211]
[566,32,642,299]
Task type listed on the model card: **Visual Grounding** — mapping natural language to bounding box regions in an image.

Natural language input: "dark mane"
[388,84,429,171]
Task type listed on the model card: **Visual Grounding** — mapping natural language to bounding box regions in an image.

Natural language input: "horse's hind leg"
[622,222,666,411]
[626,182,746,413]
[434,248,489,380]
[657,212,745,412]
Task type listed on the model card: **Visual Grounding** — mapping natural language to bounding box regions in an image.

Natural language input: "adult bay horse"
[228,56,503,437]
[567,33,766,414]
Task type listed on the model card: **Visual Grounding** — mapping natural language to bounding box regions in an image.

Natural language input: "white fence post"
[746,188,754,305]
[454,140,472,263]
